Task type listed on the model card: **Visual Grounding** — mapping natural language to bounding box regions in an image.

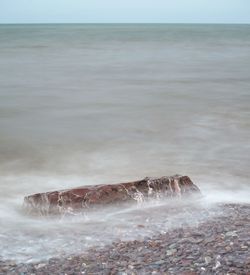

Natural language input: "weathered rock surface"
[23,175,201,215]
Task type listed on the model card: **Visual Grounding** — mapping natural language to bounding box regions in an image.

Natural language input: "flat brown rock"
[23,175,201,215]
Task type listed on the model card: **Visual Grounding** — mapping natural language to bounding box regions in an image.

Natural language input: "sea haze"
[0,24,250,262]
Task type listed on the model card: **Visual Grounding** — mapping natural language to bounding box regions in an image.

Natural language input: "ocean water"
[0,24,250,262]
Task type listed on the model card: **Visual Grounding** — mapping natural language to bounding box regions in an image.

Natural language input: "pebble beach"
[1,203,249,275]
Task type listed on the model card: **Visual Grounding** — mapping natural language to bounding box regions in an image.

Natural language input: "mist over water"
[0,24,250,262]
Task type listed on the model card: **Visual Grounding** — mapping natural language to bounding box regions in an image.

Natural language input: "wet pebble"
[166,249,177,256]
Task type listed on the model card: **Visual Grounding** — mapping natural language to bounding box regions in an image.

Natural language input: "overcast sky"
[0,0,250,24]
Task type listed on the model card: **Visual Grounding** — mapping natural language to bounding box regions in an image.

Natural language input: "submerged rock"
[23,175,201,215]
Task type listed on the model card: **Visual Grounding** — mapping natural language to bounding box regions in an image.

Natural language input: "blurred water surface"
[0,24,250,262]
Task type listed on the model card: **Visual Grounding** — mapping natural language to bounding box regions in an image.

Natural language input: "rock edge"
[23,175,201,215]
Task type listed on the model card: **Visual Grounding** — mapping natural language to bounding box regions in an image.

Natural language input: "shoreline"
[1,203,249,274]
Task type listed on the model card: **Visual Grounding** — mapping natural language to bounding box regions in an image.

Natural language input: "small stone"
[181,237,203,244]
[137,224,145,228]
[204,256,212,264]
[180,260,192,266]
[213,261,221,270]
[225,231,238,237]
[166,249,177,256]
[35,263,46,269]
[169,243,176,249]
[204,236,215,244]
[154,260,165,265]
[186,255,196,260]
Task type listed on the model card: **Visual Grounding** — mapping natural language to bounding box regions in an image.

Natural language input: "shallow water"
[0,24,250,262]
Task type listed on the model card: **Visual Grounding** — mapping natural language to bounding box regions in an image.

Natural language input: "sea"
[0,24,250,262]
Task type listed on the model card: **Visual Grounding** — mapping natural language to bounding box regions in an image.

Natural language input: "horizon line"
[0,22,250,25]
